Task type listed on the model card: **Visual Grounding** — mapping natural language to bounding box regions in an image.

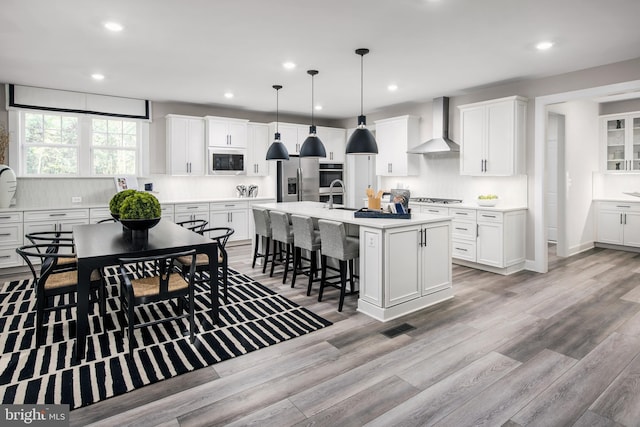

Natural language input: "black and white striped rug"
[0,265,332,409]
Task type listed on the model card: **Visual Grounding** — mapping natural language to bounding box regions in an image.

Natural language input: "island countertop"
[253,201,452,229]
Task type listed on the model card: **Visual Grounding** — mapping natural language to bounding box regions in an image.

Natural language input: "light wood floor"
[6,243,640,426]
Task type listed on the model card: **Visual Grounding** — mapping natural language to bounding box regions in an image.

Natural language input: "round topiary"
[118,191,161,220]
[109,189,137,215]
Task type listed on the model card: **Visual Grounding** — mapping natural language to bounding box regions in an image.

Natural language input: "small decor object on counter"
[0,165,16,208]
[248,184,258,197]
[366,187,384,210]
[477,194,499,207]
[236,184,247,197]
[354,207,411,219]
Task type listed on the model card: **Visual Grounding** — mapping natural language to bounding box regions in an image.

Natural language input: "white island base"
[254,202,454,322]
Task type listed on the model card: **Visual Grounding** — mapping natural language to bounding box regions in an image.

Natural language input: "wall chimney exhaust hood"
[407,96,459,154]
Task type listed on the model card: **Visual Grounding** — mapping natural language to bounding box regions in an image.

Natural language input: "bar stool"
[317,219,359,312]
[251,208,272,273]
[290,214,322,295]
[269,211,294,283]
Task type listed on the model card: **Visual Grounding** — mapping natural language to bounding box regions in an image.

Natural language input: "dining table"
[72,219,219,361]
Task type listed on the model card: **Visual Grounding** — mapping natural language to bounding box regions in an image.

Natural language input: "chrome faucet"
[326,179,344,209]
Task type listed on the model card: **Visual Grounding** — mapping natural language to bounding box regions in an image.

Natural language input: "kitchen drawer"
[452,239,476,261]
[419,205,449,215]
[24,209,89,222]
[0,247,22,268]
[210,201,249,211]
[449,208,476,220]
[452,220,476,240]
[0,212,23,223]
[477,211,503,223]
[598,201,640,212]
[90,207,112,223]
[174,203,209,214]
[0,223,24,246]
[161,204,174,215]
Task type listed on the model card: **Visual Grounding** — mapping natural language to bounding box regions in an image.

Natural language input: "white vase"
[0,165,17,208]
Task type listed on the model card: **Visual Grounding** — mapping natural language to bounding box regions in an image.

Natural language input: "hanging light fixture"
[299,70,326,158]
[265,85,289,160]
[346,48,378,155]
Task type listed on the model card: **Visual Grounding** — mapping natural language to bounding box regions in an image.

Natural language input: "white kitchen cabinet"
[0,211,23,268]
[419,205,449,216]
[24,209,90,262]
[458,96,527,176]
[316,126,346,163]
[210,201,249,241]
[89,207,112,223]
[269,122,308,155]
[384,222,451,307]
[166,114,206,176]
[595,201,640,247]
[450,207,526,274]
[375,115,420,176]
[600,113,640,172]
[205,116,248,148]
[246,123,270,176]
[173,203,209,227]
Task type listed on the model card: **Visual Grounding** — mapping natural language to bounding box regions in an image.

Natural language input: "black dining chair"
[176,219,208,235]
[16,243,107,347]
[117,249,197,356]
[174,227,235,303]
[25,231,77,271]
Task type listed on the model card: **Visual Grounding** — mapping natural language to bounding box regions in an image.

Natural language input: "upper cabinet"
[600,113,640,172]
[316,126,346,164]
[166,114,206,176]
[269,122,308,155]
[375,115,420,176]
[458,96,527,176]
[246,123,270,176]
[205,116,248,148]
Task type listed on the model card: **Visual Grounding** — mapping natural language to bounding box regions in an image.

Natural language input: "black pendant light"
[299,70,326,158]
[265,85,290,160]
[346,48,378,155]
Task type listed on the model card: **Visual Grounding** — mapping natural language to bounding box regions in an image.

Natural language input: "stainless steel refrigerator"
[277,155,319,202]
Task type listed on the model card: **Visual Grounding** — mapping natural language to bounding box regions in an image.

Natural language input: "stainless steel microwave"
[209,148,246,175]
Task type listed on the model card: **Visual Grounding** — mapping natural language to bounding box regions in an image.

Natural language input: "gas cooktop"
[411,197,463,204]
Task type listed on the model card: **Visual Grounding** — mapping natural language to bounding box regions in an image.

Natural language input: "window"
[14,110,147,177]
[23,112,79,175]
[92,118,137,175]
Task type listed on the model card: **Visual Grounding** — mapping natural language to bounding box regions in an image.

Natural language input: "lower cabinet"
[595,201,640,247]
[450,207,526,274]
[0,211,24,268]
[174,203,210,228]
[384,222,452,307]
[209,201,249,241]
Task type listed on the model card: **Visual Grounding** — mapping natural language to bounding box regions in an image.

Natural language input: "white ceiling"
[1,0,639,119]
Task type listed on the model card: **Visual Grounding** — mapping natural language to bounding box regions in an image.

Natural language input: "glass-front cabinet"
[601,113,640,172]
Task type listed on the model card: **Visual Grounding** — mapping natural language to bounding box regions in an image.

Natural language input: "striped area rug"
[0,265,332,409]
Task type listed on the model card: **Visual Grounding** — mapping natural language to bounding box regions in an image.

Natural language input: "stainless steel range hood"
[407,96,459,154]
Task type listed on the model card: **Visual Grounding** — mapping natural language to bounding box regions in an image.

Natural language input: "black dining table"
[72,220,219,361]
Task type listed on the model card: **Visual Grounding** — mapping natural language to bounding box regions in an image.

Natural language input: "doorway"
[546,112,565,256]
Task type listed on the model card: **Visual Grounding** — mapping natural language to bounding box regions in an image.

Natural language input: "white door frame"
[531,80,640,273]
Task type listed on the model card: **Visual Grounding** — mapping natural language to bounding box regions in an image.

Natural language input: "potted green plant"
[109,189,137,219]
[119,191,161,222]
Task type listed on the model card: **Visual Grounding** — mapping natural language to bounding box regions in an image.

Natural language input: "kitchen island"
[253,201,454,321]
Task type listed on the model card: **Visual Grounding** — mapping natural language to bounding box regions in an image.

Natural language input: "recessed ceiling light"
[283,62,296,70]
[388,84,398,92]
[224,92,234,99]
[104,22,123,32]
[314,105,323,111]
[91,73,105,80]
[536,41,554,50]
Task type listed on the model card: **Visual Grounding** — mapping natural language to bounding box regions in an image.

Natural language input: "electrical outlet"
[71,196,82,203]
[367,235,376,248]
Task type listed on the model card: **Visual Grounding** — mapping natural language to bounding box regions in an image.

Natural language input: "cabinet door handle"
[624,213,627,225]
[455,212,468,216]
[388,163,392,173]
[620,213,623,224]
[423,229,427,246]
[455,227,468,231]
[481,214,497,218]
[455,247,468,252]
[0,255,11,259]
[49,213,67,217]
[476,224,479,237]
[0,216,11,220]
[0,233,11,236]
[480,159,483,172]
[616,205,631,208]
[428,209,440,213]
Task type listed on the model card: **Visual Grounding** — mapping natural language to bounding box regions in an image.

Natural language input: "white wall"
[547,100,600,255]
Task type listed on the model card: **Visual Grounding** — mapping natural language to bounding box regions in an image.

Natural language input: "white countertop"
[410,201,528,212]
[0,196,276,212]
[254,201,452,230]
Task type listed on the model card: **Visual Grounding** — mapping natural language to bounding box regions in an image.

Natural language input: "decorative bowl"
[477,198,498,207]
[111,212,120,221]
[120,217,161,230]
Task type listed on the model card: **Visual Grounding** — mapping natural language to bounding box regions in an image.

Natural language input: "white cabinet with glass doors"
[600,113,640,172]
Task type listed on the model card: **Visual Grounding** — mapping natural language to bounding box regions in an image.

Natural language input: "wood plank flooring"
[5,243,640,426]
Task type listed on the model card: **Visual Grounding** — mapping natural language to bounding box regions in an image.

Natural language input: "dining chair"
[173,227,235,304]
[25,231,77,271]
[176,219,209,235]
[117,249,197,357]
[16,243,107,347]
